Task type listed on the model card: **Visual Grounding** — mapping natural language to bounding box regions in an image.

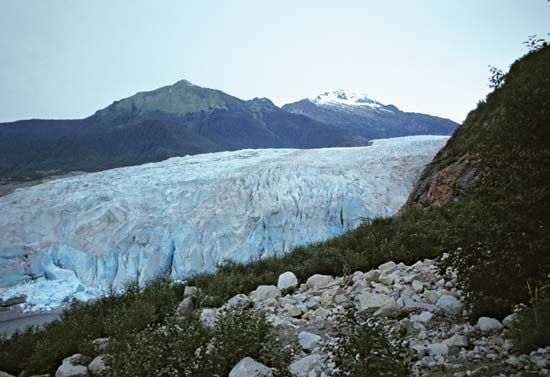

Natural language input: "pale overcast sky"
[0,0,549,123]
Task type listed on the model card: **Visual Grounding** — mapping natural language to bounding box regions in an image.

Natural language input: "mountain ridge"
[283,89,458,139]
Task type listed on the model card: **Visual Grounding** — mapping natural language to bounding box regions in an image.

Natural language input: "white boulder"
[436,294,463,315]
[277,272,298,291]
[229,357,273,377]
[298,331,322,351]
[251,285,281,302]
[477,317,503,334]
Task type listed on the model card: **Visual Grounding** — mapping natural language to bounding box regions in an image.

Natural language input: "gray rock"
[476,317,502,334]
[88,355,107,376]
[436,294,463,315]
[200,308,218,328]
[356,293,393,312]
[277,271,298,290]
[412,280,424,293]
[176,297,195,316]
[378,274,394,286]
[443,334,469,348]
[183,286,202,299]
[410,311,433,323]
[251,285,281,302]
[55,354,91,377]
[426,343,449,356]
[378,261,397,273]
[364,269,381,282]
[298,331,322,351]
[502,313,516,328]
[229,357,273,377]
[305,274,333,290]
[228,293,252,307]
[0,371,15,377]
[289,354,322,377]
[373,299,402,318]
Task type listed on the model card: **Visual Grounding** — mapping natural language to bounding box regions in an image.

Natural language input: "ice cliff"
[0,136,448,309]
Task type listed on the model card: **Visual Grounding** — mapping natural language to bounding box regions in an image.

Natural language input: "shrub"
[331,310,409,376]
[105,308,291,377]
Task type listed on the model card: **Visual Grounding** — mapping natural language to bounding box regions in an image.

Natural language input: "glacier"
[0,136,448,309]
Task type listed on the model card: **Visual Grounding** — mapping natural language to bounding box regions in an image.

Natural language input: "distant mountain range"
[283,90,458,139]
[0,81,457,185]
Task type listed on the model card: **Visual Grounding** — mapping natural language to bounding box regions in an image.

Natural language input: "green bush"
[331,310,409,377]
[106,308,291,377]
[513,289,550,352]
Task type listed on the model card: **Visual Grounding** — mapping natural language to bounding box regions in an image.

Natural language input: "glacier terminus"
[0,136,448,310]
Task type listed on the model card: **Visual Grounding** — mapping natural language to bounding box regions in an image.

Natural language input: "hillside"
[283,90,458,139]
[1,44,549,376]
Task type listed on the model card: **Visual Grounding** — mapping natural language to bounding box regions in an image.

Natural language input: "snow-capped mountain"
[0,136,448,309]
[283,90,458,140]
[309,89,391,111]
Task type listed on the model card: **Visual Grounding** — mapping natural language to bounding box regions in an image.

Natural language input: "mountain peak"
[173,79,196,87]
[310,90,385,110]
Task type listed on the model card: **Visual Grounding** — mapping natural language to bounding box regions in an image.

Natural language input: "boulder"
[436,294,463,315]
[426,343,449,356]
[378,274,394,286]
[412,280,424,293]
[88,355,107,376]
[277,272,298,290]
[228,294,252,307]
[364,270,381,282]
[0,371,15,377]
[251,285,281,302]
[176,297,195,317]
[289,354,323,377]
[378,261,396,273]
[356,293,393,312]
[410,311,433,323]
[476,317,503,334]
[502,313,516,328]
[229,357,273,377]
[373,299,402,318]
[298,331,322,351]
[200,308,218,328]
[305,274,333,290]
[55,354,91,377]
[320,287,342,307]
[443,334,469,348]
[183,286,202,299]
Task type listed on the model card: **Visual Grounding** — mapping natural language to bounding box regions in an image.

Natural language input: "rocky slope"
[41,257,550,377]
[0,136,448,310]
[283,90,458,140]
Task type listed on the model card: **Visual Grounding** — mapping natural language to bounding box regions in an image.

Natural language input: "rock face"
[0,136,448,309]
[404,152,479,210]
[229,357,273,377]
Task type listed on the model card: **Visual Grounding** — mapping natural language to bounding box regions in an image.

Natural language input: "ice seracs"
[0,136,448,309]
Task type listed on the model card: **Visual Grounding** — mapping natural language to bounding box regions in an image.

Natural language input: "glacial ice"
[0,136,448,309]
